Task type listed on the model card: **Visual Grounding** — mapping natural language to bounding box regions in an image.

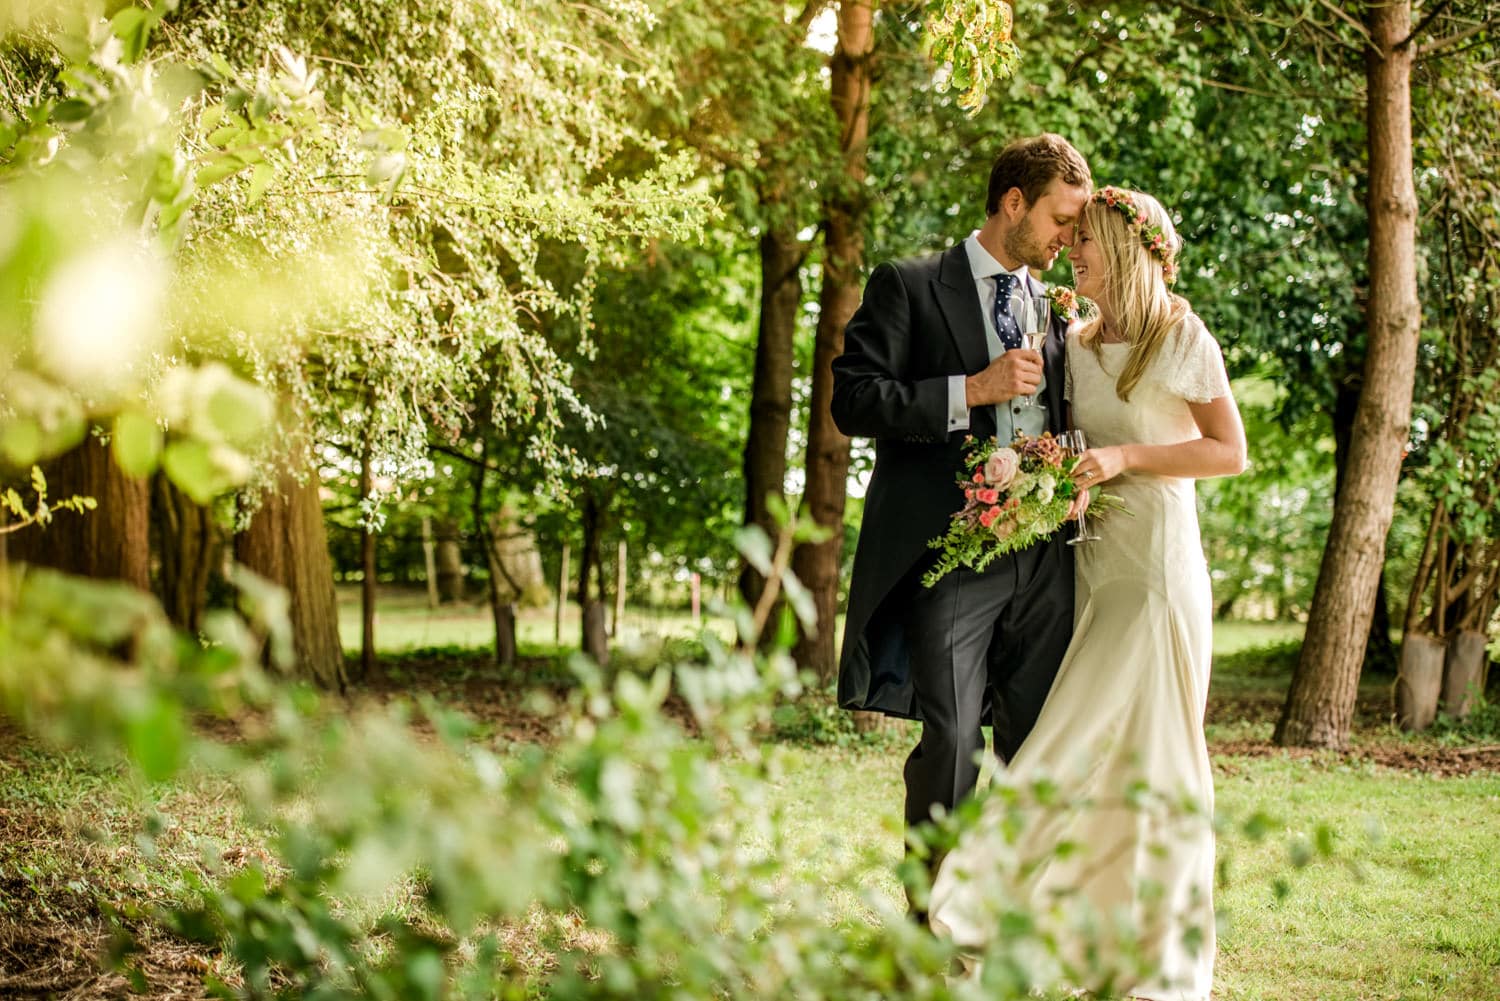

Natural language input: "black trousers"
[900,533,1074,831]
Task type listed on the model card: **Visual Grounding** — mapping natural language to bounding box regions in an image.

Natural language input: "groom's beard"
[1004,216,1054,271]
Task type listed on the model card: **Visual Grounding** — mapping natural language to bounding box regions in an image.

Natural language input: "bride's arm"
[1070,393,1247,484]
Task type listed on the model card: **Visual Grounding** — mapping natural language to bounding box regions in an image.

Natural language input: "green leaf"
[0,419,43,469]
[733,524,773,576]
[780,568,817,633]
[196,155,249,187]
[162,440,225,504]
[51,99,93,125]
[110,6,152,63]
[204,377,272,447]
[246,161,275,205]
[112,410,162,478]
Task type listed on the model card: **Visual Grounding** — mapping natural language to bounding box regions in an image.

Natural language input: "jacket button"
[1013,406,1022,414]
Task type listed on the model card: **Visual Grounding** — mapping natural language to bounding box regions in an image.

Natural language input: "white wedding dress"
[928,313,1231,1001]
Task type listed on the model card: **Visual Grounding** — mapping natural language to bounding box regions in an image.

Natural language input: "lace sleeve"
[1160,314,1230,404]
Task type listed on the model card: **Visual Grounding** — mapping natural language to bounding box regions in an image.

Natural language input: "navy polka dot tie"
[992,273,1021,351]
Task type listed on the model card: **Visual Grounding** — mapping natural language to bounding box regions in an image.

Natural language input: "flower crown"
[1094,185,1179,285]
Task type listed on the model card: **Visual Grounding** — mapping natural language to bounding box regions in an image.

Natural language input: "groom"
[830,134,1091,855]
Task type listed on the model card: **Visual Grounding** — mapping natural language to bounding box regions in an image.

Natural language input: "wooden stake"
[420,515,438,609]
[556,543,570,644]
[613,539,627,638]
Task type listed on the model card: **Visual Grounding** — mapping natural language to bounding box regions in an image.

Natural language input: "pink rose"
[972,471,985,484]
[978,505,1002,528]
[984,448,1019,490]
[976,487,1000,505]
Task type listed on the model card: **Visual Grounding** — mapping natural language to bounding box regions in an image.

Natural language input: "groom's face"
[1003,179,1090,272]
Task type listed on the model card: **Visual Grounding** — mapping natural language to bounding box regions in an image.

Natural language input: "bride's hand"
[1071,445,1127,486]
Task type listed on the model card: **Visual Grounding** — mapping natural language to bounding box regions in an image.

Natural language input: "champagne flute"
[1016,295,1050,412]
[1062,429,1102,544]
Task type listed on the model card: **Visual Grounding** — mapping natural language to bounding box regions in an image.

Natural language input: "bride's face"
[1071,218,1106,301]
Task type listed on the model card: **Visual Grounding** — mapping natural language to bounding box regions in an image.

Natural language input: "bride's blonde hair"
[1076,187,1190,401]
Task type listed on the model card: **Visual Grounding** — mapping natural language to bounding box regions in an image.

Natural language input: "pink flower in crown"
[984,447,1019,490]
[1135,213,1148,225]
[976,487,1000,505]
[978,505,1002,528]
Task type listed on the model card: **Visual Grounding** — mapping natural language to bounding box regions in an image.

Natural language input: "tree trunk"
[1441,629,1488,720]
[1276,3,1418,749]
[421,515,439,608]
[578,492,609,666]
[1331,377,1398,676]
[9,436,149,589]
[435,520,464,603]
[235,451,347,691]
[470,450,518,669]
[740,223,802,625]
[152,471,219,633]
[791,0,871,684]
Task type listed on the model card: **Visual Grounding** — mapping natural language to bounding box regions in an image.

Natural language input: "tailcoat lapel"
[932,244,990,379]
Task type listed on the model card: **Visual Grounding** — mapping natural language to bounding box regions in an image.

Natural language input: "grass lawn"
[338,585,1305,658]
[763,742,1500,1001]
[4,598,1497,999]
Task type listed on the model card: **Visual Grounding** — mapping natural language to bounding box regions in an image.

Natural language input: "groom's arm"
[830,263,952,442]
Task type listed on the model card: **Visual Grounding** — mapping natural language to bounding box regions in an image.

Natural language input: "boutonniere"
[1046,285,1093,323]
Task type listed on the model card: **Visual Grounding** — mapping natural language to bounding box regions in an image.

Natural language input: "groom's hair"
[985,134,1091,215]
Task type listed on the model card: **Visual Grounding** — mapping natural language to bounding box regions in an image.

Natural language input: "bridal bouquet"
[923,431,1091,587]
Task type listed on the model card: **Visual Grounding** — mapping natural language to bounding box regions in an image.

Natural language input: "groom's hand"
[964,350,1043,407]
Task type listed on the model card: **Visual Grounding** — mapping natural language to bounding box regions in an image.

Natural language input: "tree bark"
[152,471,219,633]
[740,222,802,625]
[8,436,150,589]
[235,450,347,691]
[435,520,464,603]
[421,515,439,608]
[791,0,871,684]
[470,449,517,668]
[1276,2,1419,749]
[1331,377,1398,675]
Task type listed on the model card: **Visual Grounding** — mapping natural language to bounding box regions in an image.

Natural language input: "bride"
[927,186,1246,1001]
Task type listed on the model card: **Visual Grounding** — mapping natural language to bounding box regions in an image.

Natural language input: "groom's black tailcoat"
[831,242,1074,807]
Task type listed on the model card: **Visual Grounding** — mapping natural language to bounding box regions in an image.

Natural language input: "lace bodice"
[1063,312,1230,446]
[1063,313,1231,593]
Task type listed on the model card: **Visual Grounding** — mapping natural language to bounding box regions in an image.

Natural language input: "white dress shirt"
[946,233,1048,437]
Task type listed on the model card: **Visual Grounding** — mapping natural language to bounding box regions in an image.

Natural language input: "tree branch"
[1398,0,1453,48]
[1418,22,1489,60]
[1314,0,1374,51]
[795,0,831,37]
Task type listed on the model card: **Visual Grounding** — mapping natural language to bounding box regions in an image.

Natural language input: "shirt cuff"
[947,375,969,432]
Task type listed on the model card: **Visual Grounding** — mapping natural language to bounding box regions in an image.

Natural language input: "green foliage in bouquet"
[924,432,1098,587]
